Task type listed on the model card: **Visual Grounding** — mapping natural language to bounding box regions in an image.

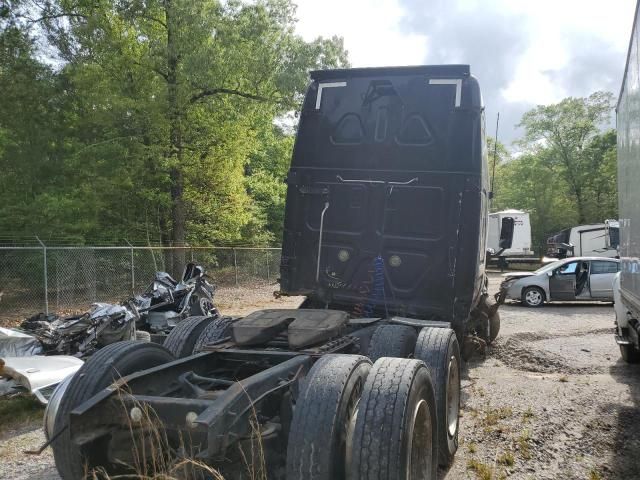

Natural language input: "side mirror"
[547,271,553,277]
[499,217,515,250]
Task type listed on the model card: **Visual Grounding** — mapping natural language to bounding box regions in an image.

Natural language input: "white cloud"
[294,0,428,67]
[294,0,637,143]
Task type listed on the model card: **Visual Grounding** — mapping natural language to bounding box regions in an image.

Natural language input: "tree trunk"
[165,0,186,275]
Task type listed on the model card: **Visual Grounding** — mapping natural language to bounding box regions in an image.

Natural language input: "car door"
[549,261,578,301]
[589,260,620,299]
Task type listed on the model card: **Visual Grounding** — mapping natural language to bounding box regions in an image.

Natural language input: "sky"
[293,0,637,146]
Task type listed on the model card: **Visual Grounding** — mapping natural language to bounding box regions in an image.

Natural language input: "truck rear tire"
[192,316,235,353]
[286,354,371,480]
[414,327,461,467]
[349,357,438,480]
[489,311,501,343]
[367,325,418,362]
[162,315,217,358]
[51,341,175,480]
[620,344,640,364]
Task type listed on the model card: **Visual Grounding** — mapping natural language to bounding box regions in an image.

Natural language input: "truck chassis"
[43,308,483,479]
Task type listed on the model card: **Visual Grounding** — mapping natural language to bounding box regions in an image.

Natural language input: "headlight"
[500,278,517,289]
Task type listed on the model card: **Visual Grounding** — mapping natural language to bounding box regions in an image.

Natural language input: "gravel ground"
[442,274,640,479]
[1,273,639,479]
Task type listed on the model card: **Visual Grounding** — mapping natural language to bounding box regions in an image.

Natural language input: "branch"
[25,12,87,25]
[137,14,167,29]
[132,60,168,81]
[189,87,276,104]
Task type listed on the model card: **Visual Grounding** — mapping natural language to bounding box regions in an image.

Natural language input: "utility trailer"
[545,222,619,260]
[43,65,510,480]
[615,1,640,364]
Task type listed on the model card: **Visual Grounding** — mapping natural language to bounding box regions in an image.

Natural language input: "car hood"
[501,272,536,281]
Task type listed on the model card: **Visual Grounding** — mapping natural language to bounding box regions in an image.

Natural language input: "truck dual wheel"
[620,344,640,364]
[286,354,372,480]
[162,315,219,358]
[522,286,545,308]
[489,311,501,343]
[349,357,438,480]
[50,341,175,480]
[414,327,461,467]
[192,316,235,353]
[367,325,418,362]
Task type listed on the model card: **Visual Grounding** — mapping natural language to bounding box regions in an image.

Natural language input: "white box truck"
[487,209,533,257]
[614,2,640,363]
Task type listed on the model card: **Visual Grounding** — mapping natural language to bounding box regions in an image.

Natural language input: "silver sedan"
[497,257,620,307]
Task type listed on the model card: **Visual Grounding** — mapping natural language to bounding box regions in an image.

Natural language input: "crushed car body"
[0,263,218,359]
[0,355,83,404]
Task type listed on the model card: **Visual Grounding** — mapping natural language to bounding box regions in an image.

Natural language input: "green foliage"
[493,93,617,250]
[0,0,346,249]
[0,3,619,257]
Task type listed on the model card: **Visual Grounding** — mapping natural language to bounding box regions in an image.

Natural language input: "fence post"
[36,236,48,314]
[266,249,270,281]
[125,239,135,294]
[233,248,239,287]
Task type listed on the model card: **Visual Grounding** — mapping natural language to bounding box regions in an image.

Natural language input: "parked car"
[497,257,620,307]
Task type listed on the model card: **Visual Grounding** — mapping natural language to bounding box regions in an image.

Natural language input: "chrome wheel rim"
[525,290,542,306]
[447,355,460,437]
[345,377,364,480]
[406,399,433,479]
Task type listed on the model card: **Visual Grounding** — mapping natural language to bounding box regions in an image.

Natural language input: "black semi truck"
[44,65,510,480]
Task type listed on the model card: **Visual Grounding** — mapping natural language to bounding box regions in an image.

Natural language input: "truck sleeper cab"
[46,66,500,480]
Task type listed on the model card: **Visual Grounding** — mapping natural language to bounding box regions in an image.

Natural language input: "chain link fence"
[0,244,281,325]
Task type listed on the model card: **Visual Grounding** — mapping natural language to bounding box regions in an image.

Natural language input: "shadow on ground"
[604,359,640,478]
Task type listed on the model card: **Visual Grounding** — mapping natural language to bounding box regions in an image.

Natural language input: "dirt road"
[444,274,640,479]
[1,274,639,479]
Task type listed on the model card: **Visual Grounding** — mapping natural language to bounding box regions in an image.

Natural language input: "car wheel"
[522,286,545,307]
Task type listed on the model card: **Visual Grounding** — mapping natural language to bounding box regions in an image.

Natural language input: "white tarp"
[0,327,43,356]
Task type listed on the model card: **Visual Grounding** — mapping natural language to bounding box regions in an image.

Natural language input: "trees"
[1,1,346,266]
[493,92,617,250]
[517,92,615,224]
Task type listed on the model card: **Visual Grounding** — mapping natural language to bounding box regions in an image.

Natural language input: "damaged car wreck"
[1,263,217,402]
[44,66,511,480]
[1,263,218,359]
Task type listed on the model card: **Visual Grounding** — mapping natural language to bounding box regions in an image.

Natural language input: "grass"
[481,406,513,433]
[497,450,515,466]
[83,381,271,480]
[588,468,603,480]
[467,459,494,480]
[523,406,535,421]
[467,458,507,480]
[0,395,44,435]
[468,442,478,454]
[518,429,532,460]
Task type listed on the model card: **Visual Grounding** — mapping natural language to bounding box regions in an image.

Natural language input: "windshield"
[534,260,566,274]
